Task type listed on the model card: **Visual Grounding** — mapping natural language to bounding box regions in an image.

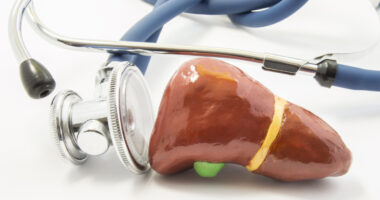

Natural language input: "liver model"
[149,58,351,181]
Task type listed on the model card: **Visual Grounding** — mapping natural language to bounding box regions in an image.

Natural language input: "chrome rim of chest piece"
[50,62,155,174]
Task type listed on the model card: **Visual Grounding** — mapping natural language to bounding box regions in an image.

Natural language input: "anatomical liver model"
[149,58,351,181]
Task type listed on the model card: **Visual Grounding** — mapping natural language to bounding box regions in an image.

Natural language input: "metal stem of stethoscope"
[9,0,325,99]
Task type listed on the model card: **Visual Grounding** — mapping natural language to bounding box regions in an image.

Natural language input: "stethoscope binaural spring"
[8,0,380,174]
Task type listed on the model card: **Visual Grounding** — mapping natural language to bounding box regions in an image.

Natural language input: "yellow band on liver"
[246,96,287,172]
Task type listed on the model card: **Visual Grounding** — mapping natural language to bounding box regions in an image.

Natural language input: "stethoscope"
[9,0,380,174]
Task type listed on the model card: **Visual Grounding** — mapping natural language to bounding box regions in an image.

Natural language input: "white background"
[1,0,380,199]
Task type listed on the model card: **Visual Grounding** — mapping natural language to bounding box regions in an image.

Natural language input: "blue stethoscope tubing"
[109,0,380,92]
[335,65,380,91]
[109,0,308,73]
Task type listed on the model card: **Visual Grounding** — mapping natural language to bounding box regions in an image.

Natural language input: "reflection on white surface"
[150,164,365,200]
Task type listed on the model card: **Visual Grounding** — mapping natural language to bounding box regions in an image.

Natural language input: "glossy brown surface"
[256,104,352,181]
[149,58,351,181]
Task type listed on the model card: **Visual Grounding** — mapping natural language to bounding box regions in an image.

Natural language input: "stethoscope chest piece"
[50,61,154,174]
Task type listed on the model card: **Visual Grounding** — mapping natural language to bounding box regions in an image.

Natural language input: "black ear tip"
[34,81,56,98]
[20,59,56,99]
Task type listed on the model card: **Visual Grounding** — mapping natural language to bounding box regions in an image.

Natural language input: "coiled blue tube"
[108,0,201,73]
[228,0,308,27]
[108,0,308,74]
[334,64,380,91]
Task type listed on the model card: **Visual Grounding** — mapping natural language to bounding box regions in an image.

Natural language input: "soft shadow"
[62,148,363,199]
[65,149,150,185]
[152,164,363,199]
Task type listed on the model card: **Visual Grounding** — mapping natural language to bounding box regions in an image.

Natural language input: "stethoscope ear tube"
[9,0,56,99]
[11,0,380,98]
